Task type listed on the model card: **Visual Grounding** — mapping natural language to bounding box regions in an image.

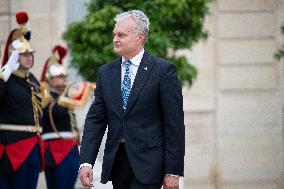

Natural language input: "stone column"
[182,1,219,188]
[0,0,10,60]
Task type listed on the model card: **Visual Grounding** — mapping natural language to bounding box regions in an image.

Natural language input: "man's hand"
[79,166,94,188]
[163,175,179,189]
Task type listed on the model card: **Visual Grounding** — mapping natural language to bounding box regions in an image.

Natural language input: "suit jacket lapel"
[111,57,124,117]
[124,51,154,116]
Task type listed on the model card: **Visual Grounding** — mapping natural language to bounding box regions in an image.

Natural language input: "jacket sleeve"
[160,63,185,176]
[80,68,108,165]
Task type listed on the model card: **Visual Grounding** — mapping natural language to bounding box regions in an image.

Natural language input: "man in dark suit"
[79,10,185,189]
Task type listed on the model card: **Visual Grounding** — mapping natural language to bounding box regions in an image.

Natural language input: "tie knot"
[124,60,132,67]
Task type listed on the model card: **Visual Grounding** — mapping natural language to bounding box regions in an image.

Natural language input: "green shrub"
[64,0,212,85]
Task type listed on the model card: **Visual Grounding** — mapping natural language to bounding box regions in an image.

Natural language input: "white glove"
[7,50,20,72]
[0,50,20,82]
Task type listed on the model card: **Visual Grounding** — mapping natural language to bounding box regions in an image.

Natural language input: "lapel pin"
[144,67,147,71]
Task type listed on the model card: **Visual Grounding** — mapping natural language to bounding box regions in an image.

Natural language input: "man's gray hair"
[114,10,150,42]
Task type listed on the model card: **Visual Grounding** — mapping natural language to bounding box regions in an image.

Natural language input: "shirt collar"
[122,49,144,66]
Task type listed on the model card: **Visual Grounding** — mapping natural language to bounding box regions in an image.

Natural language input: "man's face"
[19,52,33,70]
[113,17,144,58]
[49,75,67,93]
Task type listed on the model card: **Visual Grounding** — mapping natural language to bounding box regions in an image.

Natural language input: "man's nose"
[113,36,119,43]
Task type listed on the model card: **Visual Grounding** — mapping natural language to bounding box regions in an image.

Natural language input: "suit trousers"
[111,143,163,189]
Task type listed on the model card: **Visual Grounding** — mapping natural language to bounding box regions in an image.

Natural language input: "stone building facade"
[0,0,283,188]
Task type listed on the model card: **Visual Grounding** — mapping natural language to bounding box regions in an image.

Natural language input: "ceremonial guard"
[0,12,43,189]
[40,45,94,189]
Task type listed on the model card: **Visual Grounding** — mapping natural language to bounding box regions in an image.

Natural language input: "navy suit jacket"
[80,51,185,184]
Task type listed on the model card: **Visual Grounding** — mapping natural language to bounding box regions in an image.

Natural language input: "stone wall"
[183,0,284,188]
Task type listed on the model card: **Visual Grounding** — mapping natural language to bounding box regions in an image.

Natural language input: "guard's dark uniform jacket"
[0,71,43,173]
[41,91,79,167]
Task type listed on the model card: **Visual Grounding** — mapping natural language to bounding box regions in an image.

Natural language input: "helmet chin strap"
[18,62,33,70]
[49,82,66,95]
[50,87,65,95]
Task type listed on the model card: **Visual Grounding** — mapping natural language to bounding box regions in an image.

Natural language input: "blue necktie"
[121,60,132,110]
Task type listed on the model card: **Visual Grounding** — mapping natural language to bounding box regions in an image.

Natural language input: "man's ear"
[138,33,145,45]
